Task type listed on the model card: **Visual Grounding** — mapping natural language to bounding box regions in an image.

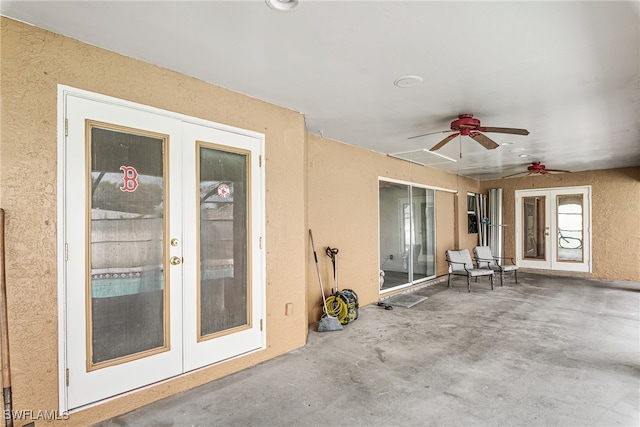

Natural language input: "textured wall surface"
[480,168,640,281]
[306,134,480,323]
[1,17,307,425]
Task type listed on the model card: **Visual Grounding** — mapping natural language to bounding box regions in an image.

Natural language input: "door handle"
[170,256,182,265]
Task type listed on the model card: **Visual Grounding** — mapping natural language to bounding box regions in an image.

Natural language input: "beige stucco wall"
[1,17,308,425]
[480,167,640,281]
[306,134,481,323]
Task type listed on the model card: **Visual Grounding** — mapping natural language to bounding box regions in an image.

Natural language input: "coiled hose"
[324,294,349,324]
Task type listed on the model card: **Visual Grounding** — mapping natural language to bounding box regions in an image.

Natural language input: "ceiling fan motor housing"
[451,114,480,136]
[527,162,548,174]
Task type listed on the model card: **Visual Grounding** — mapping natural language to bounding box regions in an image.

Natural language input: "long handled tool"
[325,246,359,324]
[325,246,339,294]
[0,209,13,427]
[309,230,342,332]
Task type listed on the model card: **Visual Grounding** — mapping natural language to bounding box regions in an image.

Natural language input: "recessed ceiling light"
[265,0,299,12]
[394,75,423,88]
[501,142,513,146]
[519,154,530,158]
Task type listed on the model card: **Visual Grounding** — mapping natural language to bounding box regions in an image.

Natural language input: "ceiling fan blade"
[470,132,499,150]
[429,133,459,151]
[502,171,530,179]
[545,169,571,174]
[544,173,563,181]
[408,129,452,140]
[429,132,460,151]
[480,126,530,136]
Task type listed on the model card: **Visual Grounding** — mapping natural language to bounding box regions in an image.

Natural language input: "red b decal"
[120,166,139,192]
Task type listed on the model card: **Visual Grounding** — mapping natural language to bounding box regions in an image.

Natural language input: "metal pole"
[0,209,13,427]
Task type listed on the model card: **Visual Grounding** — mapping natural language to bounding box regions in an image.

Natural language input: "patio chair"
[473,246,519,287]
[445,249,494,293]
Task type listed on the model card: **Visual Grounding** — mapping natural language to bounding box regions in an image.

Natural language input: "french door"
[60,89,264,410]
[515,187,591,272]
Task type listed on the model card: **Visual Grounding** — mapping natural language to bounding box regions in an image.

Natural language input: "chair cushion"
[473,246,494,268]
[447,249,474,272]
[468,268,494,277]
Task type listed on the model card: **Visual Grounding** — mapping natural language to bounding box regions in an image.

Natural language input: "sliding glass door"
[379,180,435,292]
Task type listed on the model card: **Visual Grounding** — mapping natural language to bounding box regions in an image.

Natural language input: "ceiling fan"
[409,113,529,152]
[502,162,571,180]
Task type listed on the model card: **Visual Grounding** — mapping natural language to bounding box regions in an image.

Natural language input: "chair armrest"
[493,256,517,265]
[447,260,471,273]
[474,256,496,268]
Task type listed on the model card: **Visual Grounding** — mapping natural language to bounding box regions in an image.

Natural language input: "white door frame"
[515,186,591,273]
[57,85,266,412]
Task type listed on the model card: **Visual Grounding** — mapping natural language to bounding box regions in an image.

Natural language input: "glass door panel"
[557,194,583,262]
[88,124,168,368]
[423,190,436,277]
[412,187,428,281]
[379,181,410,289]
[198,144,249,338]
[522,196,547,260]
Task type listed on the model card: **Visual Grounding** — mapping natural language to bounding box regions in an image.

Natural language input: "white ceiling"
[2,0,639,179]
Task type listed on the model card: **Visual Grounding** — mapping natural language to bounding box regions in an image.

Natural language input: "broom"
[309,230,342,332]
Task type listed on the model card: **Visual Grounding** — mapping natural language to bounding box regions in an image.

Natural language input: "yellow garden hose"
[324,294,349,325]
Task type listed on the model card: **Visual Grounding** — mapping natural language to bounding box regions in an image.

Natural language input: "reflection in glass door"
[557,194,584,262]
[88,124,168,368]
[522,196,547,260]
[379,179,435,291]
[198,144,249,339]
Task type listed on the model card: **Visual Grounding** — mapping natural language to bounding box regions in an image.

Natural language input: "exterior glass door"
[516,187,591,272]
[181,123,264,372]
[62,90,264,411]
[65,96,183,410]
[379,179,436,292]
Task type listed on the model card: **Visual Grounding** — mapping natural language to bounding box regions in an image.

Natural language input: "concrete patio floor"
[95,273,640,427]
